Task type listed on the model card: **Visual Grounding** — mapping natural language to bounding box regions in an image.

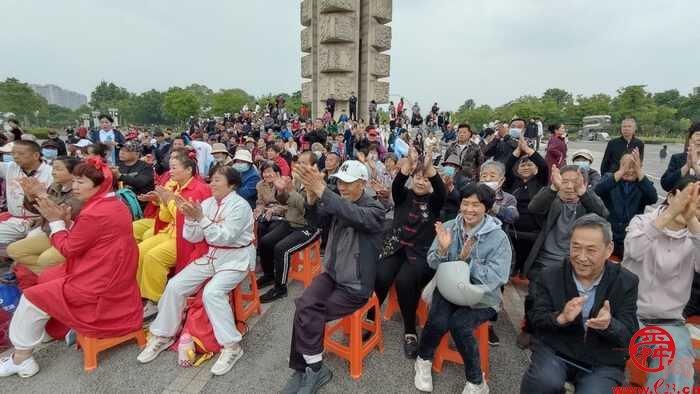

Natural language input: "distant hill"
[30,84,87,110]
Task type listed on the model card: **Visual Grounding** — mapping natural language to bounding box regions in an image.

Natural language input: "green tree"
[0,78,48,122]
[90,81,131,111]
[542,88,573,107]
[163,88,200,124]
[129,89,165,125]
[44,104,76,127]
[453,104,493,130]
[457,99,476,112]
[184,84,213,108]
[211,89,253,114]
[653,89,686,109]
[679,92,700,122]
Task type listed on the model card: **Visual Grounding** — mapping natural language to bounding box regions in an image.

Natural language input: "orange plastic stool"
[289,238,322,288]
[232,270,261,333]
[431,322,489,380]
[324,293,384,380]
[77,329,146,372]
[382,284,428,328]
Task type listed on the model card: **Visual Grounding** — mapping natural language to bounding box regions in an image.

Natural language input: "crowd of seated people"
[0,113,697,394]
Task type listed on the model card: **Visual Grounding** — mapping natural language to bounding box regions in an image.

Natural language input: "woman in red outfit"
[0,158,143,378]
[544,123,568,171]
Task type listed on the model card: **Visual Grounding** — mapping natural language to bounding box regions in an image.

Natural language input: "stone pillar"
[301,0,391,122]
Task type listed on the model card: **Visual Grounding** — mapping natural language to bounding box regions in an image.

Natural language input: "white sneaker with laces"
[0,355,40,378]
[136,336,174,364]
[414,356,433,392]
[462,374,489,394]
[210,345,244,376]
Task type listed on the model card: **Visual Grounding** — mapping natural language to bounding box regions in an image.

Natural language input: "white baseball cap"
[331,160,369,183]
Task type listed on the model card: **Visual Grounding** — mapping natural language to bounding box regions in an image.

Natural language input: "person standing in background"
[600,117,645,175]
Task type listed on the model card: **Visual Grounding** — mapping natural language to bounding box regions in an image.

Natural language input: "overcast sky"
[2,0,699,110]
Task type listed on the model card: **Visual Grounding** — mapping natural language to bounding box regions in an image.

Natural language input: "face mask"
[440,166,456,177]
[508,128,521,139]
[42,148,58,160]
[232,163,250,173]
[573,160,590,171]
[215,156,227,163]
[2,154,13,163]
[483,181,500,191]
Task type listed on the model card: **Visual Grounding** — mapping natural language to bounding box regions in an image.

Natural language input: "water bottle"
[178,332,195,367]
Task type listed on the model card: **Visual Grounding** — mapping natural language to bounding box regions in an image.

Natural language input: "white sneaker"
[0,355,40,378]
[462,374,489,394]
[136,336,174,364]
[414,356,433,392]
[143,301,158,320]
[210,345,244,376]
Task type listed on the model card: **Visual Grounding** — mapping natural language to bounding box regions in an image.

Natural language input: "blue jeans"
[417,289,495,384]
[638,320,696,390]
[520,344,624,394]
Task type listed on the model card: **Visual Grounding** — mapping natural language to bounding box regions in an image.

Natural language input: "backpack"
[116,188,143,220]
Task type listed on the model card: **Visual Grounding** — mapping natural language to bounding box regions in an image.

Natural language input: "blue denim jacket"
[427,214,512,310]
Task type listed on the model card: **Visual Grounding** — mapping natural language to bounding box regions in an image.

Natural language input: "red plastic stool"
[323,293,384,380]
[432,322,489,380]
[77,329,146,371]
[232,270,261,333]
[289,238,322,288]
[382,284,428,328]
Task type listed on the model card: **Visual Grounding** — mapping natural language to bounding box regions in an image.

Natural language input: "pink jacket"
[622,207,700,320]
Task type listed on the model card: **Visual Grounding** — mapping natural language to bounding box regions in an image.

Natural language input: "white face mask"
[483,181,500,191]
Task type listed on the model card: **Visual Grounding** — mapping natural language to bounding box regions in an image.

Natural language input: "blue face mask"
[42,148,58,160]
[232,163,250,173]
[440,166,456,177]
[509,128,521,139]
[573,160,590,171]
[2,154,13,163]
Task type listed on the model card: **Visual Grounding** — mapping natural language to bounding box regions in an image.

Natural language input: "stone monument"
[301,0,391,121]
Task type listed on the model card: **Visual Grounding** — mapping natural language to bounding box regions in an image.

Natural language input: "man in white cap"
[571,149,602,190]
[280,160,385,394]
[230,149,259,209]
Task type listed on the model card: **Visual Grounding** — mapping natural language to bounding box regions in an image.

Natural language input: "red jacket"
[545,135,567,170]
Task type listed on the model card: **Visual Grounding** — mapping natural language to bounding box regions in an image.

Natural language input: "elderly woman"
[504,136,549,276]
[373,150,446,358]
[138,166,255,376]
[0,158,142,377]
[479,160,519,226]
[414,184,512,394]
[137,149,211,318]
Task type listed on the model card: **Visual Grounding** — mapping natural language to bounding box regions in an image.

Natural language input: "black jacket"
[600,136,645,175]
[504,151,549,235]
[306,189,385,298]
[529,260,639,369]
[118,160,155,202]
[660,152,687,192]
[523,187,609,275]
[485,135,518,164]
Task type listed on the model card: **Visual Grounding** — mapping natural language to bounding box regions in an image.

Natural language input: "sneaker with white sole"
[136,336,174,364]
[210,345,244,376]
[462,374,489,394]
[0,355,40,378]
[414,356,433,392]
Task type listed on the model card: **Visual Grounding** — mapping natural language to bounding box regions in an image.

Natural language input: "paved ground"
[1,139,681,393]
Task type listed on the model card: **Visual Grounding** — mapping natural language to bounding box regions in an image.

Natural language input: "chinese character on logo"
[629,326,676,373]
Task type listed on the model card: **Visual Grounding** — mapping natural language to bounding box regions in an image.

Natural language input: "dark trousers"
[259,220,291,277]
[520,344,624,394]
[289,273,368,370]
[263,226,319,287]
[349,106,357,121]
[417,290,495,384]
[373,249,435,335]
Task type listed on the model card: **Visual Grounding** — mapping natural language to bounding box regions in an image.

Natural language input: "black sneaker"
[256,275,275,289]
[280,369,304,394]
[403,334,418,359]
[488,325,500,346]
[260,286,288,304]
[297,364,332,394]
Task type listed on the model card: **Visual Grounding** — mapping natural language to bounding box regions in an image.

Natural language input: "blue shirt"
[572,271,604,327]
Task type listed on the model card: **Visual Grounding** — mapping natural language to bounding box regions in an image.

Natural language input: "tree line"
[453,86,700,136]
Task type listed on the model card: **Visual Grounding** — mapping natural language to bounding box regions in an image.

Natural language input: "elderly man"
[485,119,522,164]
[519,165,609,347]
[600,117,645,175]
[230,149,260,209]
[281,160,384,393]
[443,124,484,182]
[623,176,700,390]
[520,214,639,394]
